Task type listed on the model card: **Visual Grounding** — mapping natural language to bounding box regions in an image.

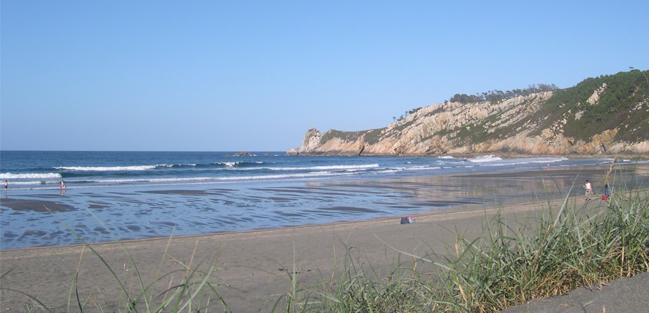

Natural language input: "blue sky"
[2,1,648,151]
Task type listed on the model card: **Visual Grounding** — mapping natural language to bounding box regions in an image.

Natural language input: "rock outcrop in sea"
[287,70,649,157]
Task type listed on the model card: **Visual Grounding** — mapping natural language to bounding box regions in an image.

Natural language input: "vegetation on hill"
[319,128,386,146]
[414,69,649,147]
[448,84,558,104]
[533,69,649,142]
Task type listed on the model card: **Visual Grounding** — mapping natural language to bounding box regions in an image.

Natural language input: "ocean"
[1,151,645,250]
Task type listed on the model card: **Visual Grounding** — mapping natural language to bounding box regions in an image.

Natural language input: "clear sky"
[2,1,648,151]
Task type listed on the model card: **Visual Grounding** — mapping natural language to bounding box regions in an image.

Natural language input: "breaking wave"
[0,173,62,179]
[213,161,264,167]
[268,164,380,171]
[468,155,502,163]
[54,165,158,171]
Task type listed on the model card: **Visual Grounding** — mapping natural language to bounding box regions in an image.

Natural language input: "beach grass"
[290,176,649,312]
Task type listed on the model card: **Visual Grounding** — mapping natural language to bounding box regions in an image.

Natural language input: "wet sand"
[0,199,75,212]
[1,165,648,312]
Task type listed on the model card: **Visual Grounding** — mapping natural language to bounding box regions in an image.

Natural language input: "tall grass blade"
[45,207,136,312]
[84,208,151,311]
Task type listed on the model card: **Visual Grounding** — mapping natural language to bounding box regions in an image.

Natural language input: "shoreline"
[3,162,648,251]
[287,152,649,160]
[0,193,544,255]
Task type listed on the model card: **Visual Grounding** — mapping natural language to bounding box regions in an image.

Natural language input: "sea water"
[1,151,645,249]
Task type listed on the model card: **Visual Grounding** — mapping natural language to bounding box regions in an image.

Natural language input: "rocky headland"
[288,70,649,157]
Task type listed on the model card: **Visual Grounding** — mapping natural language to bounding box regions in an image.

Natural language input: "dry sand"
[1,166,648,312]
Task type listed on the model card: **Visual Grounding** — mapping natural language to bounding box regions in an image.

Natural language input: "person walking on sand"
[584,180,593,201]
[604,184,612,200]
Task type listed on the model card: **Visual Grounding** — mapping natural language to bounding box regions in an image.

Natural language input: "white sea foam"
[468,155,502,163]
[0,173,62,179]
[214,171,344,181]
[376,169,401,174]
[157,164,197,168]
[84,171,350,185]
[383,166,430,172]
[526,157,569,163]
[54,165,158,171]
[438,156,456,159]
[268,164,380,171]
[47,170,360,187]
[622,159,649,164]
[5,180,48,185]
[404,166,441,171]
[214,161,244,167]
[477,157,569,167]
[214,161,265,167]
[97,177,216,184]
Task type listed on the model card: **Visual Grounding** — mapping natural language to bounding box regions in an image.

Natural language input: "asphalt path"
[502,272,649,313]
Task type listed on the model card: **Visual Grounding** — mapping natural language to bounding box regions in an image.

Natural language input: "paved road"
[502,272,649,313]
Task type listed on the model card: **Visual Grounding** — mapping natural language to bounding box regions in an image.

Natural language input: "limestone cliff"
[287,70,649,157]
[288,127,321,155]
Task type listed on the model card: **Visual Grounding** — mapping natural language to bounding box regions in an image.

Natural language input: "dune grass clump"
[429,189,649,312]
[298,248,436,313]
[299,184,649,312]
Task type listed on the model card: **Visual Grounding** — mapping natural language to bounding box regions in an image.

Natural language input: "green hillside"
[534,70,649,142]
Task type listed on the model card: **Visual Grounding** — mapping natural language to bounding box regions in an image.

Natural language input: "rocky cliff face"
[288,71,649,157]
[288,127,322,155]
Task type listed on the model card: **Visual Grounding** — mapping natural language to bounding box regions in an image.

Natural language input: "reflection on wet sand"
[2,164,648,250]
[306,164,649,212]
[0,199,76,212]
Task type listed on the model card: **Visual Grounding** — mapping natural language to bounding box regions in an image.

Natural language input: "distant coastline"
[288,70,649,157]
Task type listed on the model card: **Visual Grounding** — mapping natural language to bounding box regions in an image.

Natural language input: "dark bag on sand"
[602,194,608,201]
[400,216,415,224]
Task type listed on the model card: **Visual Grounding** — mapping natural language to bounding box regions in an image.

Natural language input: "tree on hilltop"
[449,84,559,104]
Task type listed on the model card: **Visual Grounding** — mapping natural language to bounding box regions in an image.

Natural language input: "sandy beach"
[1,199,545,311]
[2,165,648,312]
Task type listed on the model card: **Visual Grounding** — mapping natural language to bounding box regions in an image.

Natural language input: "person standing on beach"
[584,180,593,201]
[4,180,7,190]
[604,184,612,200]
